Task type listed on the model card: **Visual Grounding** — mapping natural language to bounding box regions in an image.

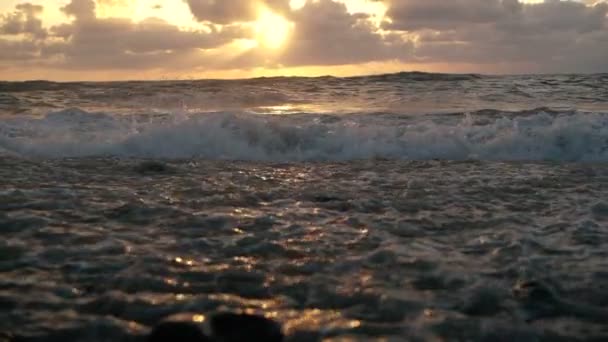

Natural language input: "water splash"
[2,108,608,161]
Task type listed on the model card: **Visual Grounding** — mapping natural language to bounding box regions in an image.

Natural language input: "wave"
[1,108,608,162]
[356,71,483,82]
[0,72,484,92]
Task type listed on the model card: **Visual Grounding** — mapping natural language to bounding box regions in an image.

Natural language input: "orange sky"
[0,0,605,81]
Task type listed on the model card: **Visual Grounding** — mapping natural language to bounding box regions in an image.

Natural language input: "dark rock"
[411,274,465,291]
[512,280,562,322]
[0,295,17,311]
[148,321,210,342]
[312,195,342,203]
[513,280,559,304]
[461,287,504,316]
[209,312,283,342]
[135,161,173,174]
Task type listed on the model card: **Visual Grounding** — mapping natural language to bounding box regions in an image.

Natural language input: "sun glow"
[254,7,292,50]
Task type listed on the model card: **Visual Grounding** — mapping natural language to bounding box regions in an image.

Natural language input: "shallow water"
[2,157,608,341]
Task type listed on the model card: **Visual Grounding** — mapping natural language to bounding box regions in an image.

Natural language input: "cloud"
[385,0,507,31]
[222,0,411,70]
[61,0,96,20]
[48,17,236,69]
[0,0,607,76]
[385,0,608,32]
[6,0,241,70]
[185,0,290,24]
[0,38,42,61]
[0,3,48,65]
[383,0,608,72]
[0,2,47,39]
[278,0,411,66]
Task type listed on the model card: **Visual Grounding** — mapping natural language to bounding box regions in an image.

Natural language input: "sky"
[0,0,606,81]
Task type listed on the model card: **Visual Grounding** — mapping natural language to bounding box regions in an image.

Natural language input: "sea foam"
[1,108,608,162]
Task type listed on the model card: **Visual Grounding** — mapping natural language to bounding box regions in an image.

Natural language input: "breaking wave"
[2,108,608,162]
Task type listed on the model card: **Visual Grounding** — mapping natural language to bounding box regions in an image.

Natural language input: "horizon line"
[1,70,606,84]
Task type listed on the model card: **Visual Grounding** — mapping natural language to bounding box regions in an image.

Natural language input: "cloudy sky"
[0,0,606,80]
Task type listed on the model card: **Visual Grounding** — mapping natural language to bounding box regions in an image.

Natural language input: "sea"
[1,72,608,341]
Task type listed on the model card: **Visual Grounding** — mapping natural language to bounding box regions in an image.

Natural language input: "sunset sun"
[254,7,292,49]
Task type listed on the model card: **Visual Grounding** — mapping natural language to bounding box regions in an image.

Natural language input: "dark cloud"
[385,0,508,31]
[185,0,290,24]
[0,3,48,65]
[385,0,608,32]
[61,0,96,20]
[279,0,411,66]
[0,2,47,39]
[28,0,239,70]
[501,0,608,33]
[0,38,42,60]
[383,0,608,72]
[48,20,225,68]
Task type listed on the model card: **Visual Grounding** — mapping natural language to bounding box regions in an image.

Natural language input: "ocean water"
[1,73,608,341]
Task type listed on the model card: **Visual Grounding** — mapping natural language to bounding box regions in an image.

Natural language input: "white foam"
[1,108,608,162]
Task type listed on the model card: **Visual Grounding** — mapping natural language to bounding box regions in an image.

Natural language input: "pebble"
[209,312,283,342]
[148,312,283,342]
[148,321,210,342]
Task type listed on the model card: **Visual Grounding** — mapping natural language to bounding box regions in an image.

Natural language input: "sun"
[254,7,292,50]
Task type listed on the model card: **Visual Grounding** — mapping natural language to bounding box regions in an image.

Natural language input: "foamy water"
[1,73,608,341]
[2,109,608,162]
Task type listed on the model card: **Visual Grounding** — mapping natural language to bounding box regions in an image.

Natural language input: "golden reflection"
[127,321,145,332]
[282,309,361,334]
[192,314,206,323]
[233,256,257,264]
[264,311,280,319]
[174,256,195,266]
[244,308,257,315]
[258,105,299,115]
[164,278,177,286]
[203,263,231,272]
[348,320,362,328]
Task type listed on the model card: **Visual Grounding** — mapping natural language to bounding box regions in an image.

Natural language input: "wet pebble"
[512,280,562,321]
[366,249,399,265]
[513,280,559,304]
[148,312,283,342]
[135,161,174,174]
[411,273,466,291]
[209,312,283,342]
[591,202,608,220]
[460,286,504,316]
[148,321,210,342]
[0,240,26,262]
